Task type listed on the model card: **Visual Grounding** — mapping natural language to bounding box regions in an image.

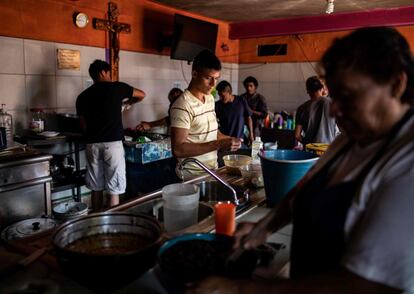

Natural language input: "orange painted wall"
[2,0,414,65]
[0,0,239,63]
[238,26,414,63]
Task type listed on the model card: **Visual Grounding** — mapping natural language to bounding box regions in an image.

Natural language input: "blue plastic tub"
[259,150,319,207]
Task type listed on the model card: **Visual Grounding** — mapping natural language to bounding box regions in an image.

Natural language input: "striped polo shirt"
[170,89,218,177]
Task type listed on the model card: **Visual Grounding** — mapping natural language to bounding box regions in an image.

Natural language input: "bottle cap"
[255,137,261,141]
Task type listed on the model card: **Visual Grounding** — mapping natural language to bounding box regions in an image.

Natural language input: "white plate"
[39,131,60,137]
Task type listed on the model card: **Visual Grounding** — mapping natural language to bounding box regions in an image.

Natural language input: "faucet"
[179,158,239,205]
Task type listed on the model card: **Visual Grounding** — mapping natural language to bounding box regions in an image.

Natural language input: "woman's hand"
[186,276,242,294]
[136,122,150,132]
[234,221,270,250]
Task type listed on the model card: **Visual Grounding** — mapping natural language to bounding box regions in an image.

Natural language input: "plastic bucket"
[259,150,319,207]
[162,183,200,232]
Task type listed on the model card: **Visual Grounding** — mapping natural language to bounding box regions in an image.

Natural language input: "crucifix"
[93,2,131,81]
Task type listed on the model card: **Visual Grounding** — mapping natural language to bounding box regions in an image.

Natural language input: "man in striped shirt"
[170,50,242,179]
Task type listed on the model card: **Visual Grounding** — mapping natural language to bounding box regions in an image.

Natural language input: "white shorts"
[85,141,126,194]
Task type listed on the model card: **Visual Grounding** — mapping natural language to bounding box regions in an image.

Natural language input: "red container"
[214,202,236,236]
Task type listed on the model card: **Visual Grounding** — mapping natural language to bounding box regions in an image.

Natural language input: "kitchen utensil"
[222,154,252,175]
[259,149,318,207]
[52,202,88,221]
[239,163,264,188]
[1,218,58,242]
[0,245,52,278]
[52,212,163,292]
[157,233,258,292]
[214,202,236,236]
[159,183,200,232]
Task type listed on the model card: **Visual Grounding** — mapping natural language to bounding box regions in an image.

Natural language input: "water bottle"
[0,104,13,147]
[251,136,263,164]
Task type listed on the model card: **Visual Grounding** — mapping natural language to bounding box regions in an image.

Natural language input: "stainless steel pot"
[52,212,163,291]
[56,113,81,133]
[52,202,88,221]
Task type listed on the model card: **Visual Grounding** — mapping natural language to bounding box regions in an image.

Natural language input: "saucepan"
[52,212,163,292]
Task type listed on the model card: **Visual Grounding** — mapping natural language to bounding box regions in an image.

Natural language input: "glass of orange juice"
[214,201,236,236]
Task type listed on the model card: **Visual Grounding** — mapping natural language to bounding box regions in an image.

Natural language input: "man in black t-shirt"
[240,76,268,137]
[76,60,145,210]
[215,80,254,146]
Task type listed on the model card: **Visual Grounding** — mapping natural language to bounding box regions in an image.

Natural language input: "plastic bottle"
[278,117,283,129]
[251,136,263,164]
[287,118,292,130]
[29,109,44,133]
[0,104,13,147]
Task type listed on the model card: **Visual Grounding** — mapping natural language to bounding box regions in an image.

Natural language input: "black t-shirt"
[76,81,133,143]
[215,95,252,138]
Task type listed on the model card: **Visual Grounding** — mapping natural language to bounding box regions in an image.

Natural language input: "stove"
[0,144,52,229]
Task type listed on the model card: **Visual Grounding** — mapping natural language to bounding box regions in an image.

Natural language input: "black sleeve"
[76,95,84,116]
[215,101,222,122]
[116,82,134,101]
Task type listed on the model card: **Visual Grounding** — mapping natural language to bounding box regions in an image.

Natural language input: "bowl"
[157,233,258,292]
[239,164,264,188]
[222,154,252,175]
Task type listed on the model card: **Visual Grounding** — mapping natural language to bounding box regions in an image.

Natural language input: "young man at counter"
[76,60,146,210]
[241,76,268,137]
[215,80,254,146]
[295,76,338,146]
[170,50,242,179]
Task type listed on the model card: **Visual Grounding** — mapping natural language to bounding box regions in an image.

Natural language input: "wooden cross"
[93,2,131,81]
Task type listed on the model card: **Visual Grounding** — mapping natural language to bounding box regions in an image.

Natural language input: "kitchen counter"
[0,167,291,293]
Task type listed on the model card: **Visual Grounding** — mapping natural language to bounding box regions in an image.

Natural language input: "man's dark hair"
[89,60,111,81]
[321,27,414,105]
[243,76,258,88]
[192,49,221,72]
[306,76,324,94]
[216,80,232,93]
[168,88,183,104]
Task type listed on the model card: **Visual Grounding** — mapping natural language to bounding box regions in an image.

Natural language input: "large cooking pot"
[56,113,82,133]
[52,212,163,292]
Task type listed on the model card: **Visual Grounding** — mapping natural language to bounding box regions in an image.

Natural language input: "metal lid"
[53,202,88,220]
[1,218,58,241]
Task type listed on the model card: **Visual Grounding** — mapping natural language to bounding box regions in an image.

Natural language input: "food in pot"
[159,238,258,283]
[65,233,153,255]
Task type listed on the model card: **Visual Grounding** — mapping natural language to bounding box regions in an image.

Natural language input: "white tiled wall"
[238,62,318,114]
[0,34,318,133]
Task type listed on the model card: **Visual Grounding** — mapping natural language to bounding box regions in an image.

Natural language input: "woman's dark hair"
[88,59,110,81]
[216,80,232,93]
[321,27,414,105]
[243,76,258,88]
[306,76,323,94]
[192,49,221,73]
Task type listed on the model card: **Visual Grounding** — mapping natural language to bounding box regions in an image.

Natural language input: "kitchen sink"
[197,181,250,210]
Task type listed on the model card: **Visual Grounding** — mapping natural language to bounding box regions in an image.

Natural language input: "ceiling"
[152,0,414,23]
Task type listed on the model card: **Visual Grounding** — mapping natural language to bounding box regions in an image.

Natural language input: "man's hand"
[217,137,242,151]
[136,122,150,132]
[248,134,255,146]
